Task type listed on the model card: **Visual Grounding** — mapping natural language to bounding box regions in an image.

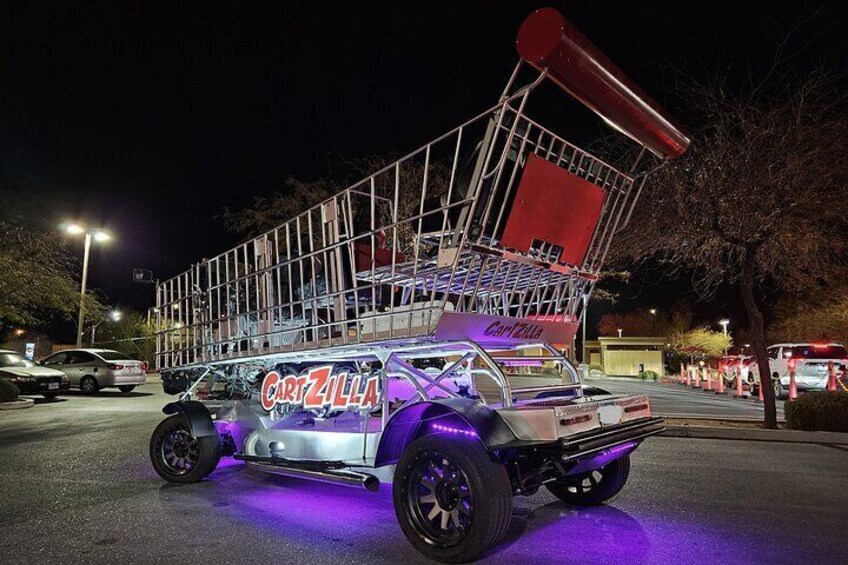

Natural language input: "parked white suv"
[749,343,847,399]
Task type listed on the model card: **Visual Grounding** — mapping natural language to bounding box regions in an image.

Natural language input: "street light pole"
[719,319,730,356]
[76,232,92,346]
[65,223,111,346]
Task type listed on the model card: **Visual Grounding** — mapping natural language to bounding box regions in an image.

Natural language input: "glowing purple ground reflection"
[199,457,776,564]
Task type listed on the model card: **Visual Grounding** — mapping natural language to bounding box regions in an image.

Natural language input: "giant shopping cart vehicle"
[149,9,689,563]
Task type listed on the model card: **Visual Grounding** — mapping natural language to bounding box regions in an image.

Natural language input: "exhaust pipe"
[248,461,380,492]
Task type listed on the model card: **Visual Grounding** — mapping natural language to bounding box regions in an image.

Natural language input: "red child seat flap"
[500,154,606,266]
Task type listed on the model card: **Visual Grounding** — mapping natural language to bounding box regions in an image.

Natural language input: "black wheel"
[42,392,59,399]
[393,435,512,563]
[546,455,631,506]
[80,376,99,394]
[118,385,136,393]
[772,375,785,400]
[149,414,220,483]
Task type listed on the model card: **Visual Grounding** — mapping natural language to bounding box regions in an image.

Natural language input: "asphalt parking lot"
[586,376,786,420]
[2,384,846,564]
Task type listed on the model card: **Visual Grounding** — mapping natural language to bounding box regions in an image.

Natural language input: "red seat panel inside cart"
[354,242,404,272]
[501,154,607,266]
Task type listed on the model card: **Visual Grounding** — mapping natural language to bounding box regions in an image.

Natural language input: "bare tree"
[611,67,848,428]
[219,154,452,255]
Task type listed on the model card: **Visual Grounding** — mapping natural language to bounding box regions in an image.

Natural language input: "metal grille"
[155,69,646,371]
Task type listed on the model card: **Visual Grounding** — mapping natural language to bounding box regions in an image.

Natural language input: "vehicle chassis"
[149,8,685,563]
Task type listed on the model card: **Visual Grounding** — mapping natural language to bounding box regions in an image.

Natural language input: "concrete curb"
[0,398,35,411]
[662,425,848,445]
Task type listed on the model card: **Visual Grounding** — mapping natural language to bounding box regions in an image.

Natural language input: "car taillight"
[107,363,125,370]
[141,362,148,372]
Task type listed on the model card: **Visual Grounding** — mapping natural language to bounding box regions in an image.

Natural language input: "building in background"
[585,337,666,377]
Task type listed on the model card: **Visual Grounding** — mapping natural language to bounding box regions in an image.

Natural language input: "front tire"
[546,455,631,506]
[393,435,512,563]
[149,414,220,483]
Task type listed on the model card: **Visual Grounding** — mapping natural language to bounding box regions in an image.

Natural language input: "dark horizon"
[2,0,846,341]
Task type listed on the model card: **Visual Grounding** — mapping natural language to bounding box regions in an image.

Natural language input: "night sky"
[2,1,846,337]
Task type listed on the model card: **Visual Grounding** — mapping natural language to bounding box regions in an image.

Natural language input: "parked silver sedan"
[41,348,147,394]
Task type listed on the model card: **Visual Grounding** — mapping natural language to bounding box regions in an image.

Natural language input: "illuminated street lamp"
[649,308,657,315]
[64,223,113,346]
[719,319,730,355]
[90,309,122,345]
[617,328,623,338]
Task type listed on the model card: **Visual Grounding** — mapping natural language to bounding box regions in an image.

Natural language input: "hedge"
[0,378,19,403]
[784,391,848,432]
[638,370,659,381]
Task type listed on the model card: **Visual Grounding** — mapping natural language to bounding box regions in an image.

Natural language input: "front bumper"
[13,377,69,395]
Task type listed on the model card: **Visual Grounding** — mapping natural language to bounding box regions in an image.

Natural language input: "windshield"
[0,352,37,368]
[95,350,135,361]
[787,345,847,360]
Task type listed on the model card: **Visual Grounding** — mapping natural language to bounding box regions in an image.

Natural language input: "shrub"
[638,370,659,381]
[0,378,19,403]
[784,391,848,432]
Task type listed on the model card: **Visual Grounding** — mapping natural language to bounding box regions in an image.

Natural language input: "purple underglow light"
[432,423,478,438]
[567,441,637,476]
[591,442,637,468]
[499,359,545,367]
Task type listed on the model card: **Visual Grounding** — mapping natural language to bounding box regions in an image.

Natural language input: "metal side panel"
[245,428,381,465]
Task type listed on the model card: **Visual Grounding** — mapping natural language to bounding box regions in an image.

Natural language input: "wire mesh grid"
[155,75,643,371]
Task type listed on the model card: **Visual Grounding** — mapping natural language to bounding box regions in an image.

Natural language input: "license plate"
[48,382,59,390]
[598,404,623,425]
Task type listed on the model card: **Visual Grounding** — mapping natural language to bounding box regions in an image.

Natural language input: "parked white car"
[748,343,847,399]
[41,348,147,394]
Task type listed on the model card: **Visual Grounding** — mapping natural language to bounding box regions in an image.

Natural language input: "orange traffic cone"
[716,369,726,395]
[827,361,837,392]
[788,367,798,401]
[734,367,745,398]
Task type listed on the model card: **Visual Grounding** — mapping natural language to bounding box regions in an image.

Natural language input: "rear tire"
[393,435,512,563]
[42,392,59,399]
[546,455,630,506]
[80,376,99,395]
[149,414,220,483]
[118,385,136,393]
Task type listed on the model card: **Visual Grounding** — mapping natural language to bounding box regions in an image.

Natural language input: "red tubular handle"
[516,8,690,159]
